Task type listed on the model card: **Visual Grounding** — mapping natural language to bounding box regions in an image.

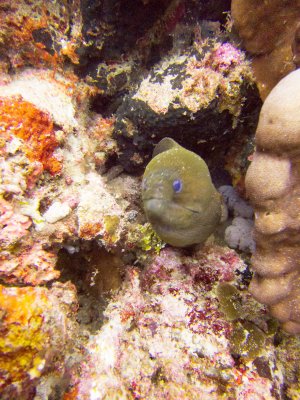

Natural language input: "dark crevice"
[57,241,124,333]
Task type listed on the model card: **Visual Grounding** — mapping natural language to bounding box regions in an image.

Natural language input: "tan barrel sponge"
[245,68,300,334]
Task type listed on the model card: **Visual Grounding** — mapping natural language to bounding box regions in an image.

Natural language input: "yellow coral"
[128,223,165,254]
[0,286,49,389]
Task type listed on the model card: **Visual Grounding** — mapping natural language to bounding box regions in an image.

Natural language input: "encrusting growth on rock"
[0,96,61,175]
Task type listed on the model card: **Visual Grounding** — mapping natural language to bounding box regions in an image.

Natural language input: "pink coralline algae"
[207,43,245,73]
[65,246,282,400]
[0,198,32,248]
[0,199,59,285]
[0,243,59,285]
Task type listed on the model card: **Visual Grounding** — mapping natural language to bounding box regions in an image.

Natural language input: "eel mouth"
[143,198,201,216]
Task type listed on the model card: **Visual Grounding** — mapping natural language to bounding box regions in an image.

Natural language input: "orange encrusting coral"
[0,285,48,390]
[0,96,61,175]
[0,5,64,71]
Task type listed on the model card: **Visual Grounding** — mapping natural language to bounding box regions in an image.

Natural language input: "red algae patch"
[0,96,61,175]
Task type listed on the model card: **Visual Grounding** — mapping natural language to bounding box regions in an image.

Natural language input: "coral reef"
[0,197,59,285]
[79,0,178,90]
[65,246,287,399]
[245,68,300,334]
[0,65,140,395]
[0,0,299,398]
[231,0,299,99]
[0,96,61,175]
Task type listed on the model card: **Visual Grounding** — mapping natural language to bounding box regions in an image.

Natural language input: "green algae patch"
[216,283,268,360]
[103,215,121,244]
[127,223,166,254]
[216,282,243,321]
[230,321,266,360]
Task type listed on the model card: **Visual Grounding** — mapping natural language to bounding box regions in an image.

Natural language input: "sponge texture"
[245,68,300,334]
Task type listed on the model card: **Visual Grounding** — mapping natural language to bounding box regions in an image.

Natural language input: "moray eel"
[142,138,221,247]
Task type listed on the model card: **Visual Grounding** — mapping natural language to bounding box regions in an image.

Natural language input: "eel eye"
[172,179,182,193]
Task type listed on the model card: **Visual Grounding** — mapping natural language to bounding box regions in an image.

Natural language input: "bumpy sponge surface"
[245,68,300,334]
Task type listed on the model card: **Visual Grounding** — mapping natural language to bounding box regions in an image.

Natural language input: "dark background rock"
[113,84,261,173]
[112,40,261,173]
[77,0,175,95]
[75,0,261,177]
[77,0,232,98]
[185,0,231,24]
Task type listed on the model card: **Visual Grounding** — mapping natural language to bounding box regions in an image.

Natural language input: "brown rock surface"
[231,0,300,99]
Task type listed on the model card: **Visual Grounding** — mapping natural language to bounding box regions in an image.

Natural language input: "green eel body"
[142,138,221,247]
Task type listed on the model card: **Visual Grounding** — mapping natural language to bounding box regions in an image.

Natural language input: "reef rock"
[65,246,287,399]
[0,0,82,72]
[114,40,260,172]
[78,0,231,98]
[245,68,300,334]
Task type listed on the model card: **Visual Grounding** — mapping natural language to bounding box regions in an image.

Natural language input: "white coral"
[219,185,253,218]
[219,185,255,253]
[225,216,255,253]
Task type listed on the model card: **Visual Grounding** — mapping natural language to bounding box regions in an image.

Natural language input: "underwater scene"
[0,0,300,398]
